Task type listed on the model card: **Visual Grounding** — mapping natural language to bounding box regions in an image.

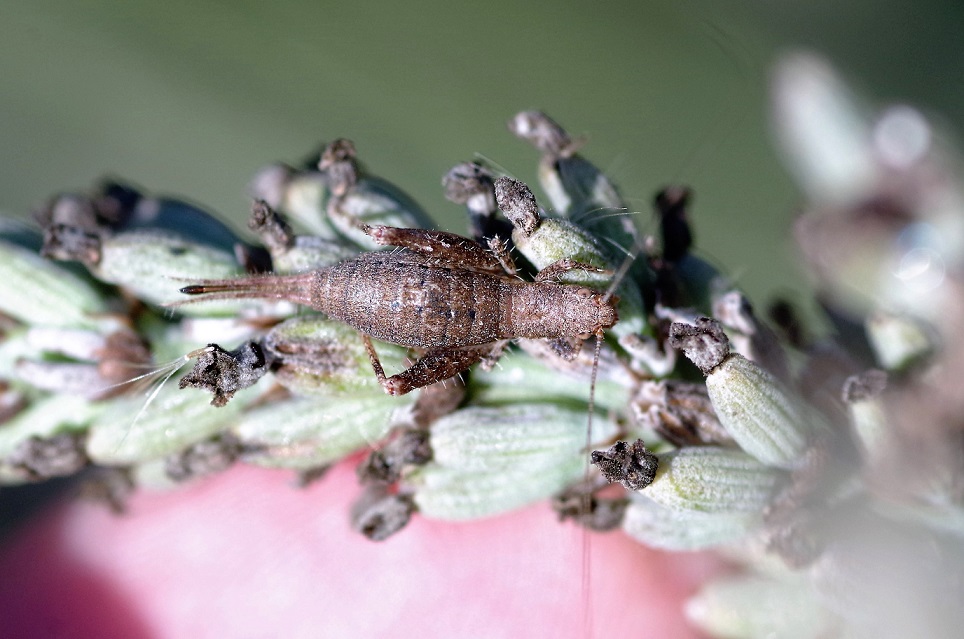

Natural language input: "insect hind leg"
[362,335,489,396]
[363,225,506,275]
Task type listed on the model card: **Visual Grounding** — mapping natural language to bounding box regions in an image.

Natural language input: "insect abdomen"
[312,253,507,349]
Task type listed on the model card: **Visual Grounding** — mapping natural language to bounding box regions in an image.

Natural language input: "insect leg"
[362,225,505,275]
[485,236,518,277]
[362,335,488,396]
[533,258,612,282]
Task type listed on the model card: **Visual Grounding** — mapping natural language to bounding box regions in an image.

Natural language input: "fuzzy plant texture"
[2,52,963,638]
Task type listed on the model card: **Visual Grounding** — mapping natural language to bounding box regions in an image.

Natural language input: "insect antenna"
[470,152,520,182]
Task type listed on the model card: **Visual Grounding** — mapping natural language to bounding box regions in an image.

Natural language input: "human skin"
[0,462,719,638]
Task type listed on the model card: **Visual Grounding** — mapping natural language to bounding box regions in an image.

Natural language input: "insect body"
[181,225,618,395]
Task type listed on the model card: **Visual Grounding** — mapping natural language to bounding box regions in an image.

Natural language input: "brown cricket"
[180,224,618,395]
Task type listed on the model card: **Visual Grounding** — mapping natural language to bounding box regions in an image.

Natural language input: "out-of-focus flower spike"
[671,319,824,468]
[408,404,618,520]
[686,572,834,639]
[776,56,964,322]
[644,447,783,514]
[771,53,877,204]
[622,492,760,551]
[865,310,934,372]
[809,511,964,638]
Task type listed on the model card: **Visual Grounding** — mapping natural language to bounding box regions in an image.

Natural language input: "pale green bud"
[93,230,247,316]
[15,326,151,399]
[644,447,783,514]
[86,382,251,465]
[314,138,436,250]
[411,458,583,521]
[409,404,618,520]
[622,492,759,551]
[330,178,436,250]
[508,111,637,254]
[428,403,618,472]
[246,199,355,274]
[234,393,412,469]
[671,319,822,468]
[707,354,819,468]
[269,236,355,274]
[713,290,791,384]
[469,349,630,416]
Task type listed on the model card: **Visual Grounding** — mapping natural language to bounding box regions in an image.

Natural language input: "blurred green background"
[2,0,962,309]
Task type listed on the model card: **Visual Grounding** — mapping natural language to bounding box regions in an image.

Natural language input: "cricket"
[179,222,620,396]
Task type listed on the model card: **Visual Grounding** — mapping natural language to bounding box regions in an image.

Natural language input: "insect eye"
[576,287,593,298]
